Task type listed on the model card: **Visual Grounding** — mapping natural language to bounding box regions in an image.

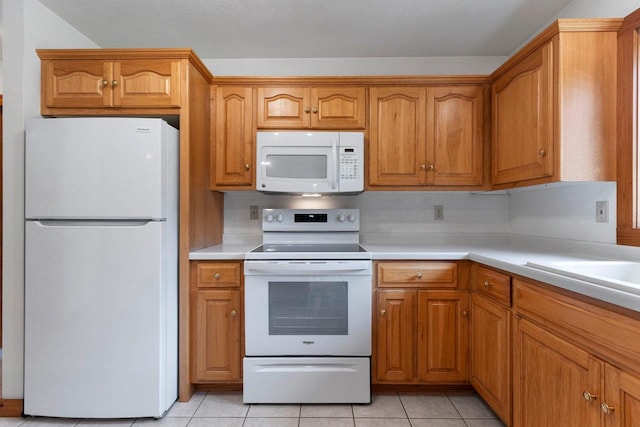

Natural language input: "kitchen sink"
[525,260,640,294]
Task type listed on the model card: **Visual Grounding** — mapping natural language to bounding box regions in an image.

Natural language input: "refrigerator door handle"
[33,219,158,227]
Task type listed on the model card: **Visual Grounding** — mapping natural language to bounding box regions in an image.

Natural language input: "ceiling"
[37,0,574,59]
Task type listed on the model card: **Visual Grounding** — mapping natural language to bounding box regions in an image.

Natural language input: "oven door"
[244,260,372,356]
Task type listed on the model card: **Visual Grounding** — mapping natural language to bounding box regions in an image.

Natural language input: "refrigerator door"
[25,118,174,220]
[24,220,177,418]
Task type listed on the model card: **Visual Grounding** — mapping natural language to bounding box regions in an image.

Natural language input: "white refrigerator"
[24,117,178,418]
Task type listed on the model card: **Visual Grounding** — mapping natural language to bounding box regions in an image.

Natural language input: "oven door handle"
[245,261,371,275]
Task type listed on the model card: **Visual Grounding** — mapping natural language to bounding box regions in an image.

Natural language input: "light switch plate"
[434,205,444,221]
[596,201,609,223]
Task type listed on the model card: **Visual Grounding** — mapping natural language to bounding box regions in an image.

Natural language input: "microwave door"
[258,146,335,193]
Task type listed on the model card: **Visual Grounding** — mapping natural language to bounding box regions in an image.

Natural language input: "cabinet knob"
[304,106,310,113]
[484,281,490,288]
[462,309,468,317]
[230,309,237,317]
[111,80,118,87]
[538,149,546,157]
[420,164,427,170]
[101,79,109,87]
[427,164,435,170]
[312,107,318,113]
[244,163,250,171]
[416,272,423,279]
[583,391,597,402]
[380,309,386,316]
[214,273,221,280]
[600,402,615,415]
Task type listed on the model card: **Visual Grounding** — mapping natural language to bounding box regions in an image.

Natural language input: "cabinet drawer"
[195,262,241,288]
[377,262,458,288]
[474,266,511,306]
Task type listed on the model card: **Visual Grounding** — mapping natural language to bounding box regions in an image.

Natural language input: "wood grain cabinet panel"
[377,261,458,289]
[490,20,620,188]
[41,57,181,109]
[256,87,365,129]
[417,290,469,383]
[370,86,485,188]
[211,86,254,189]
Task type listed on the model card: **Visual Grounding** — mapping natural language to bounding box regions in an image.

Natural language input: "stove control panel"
[262,208,360,232]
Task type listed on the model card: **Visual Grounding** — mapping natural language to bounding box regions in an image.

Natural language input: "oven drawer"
[243,357,370,403]
[377,261,458,288]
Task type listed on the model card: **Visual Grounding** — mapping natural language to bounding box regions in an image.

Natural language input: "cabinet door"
[369,87,426,186]
[42,60,112,108]
[417,290,468,383]
[375,290,416,382]
[212,86,254,188]
[492,42,553,185]
[311,87,366,129]
[603,364,640,427]
[256,87,310,128]
[192,289,242,382]
[427,86,484,186]
[113,59,181,107]
[513,317,601,427]
[470,293,511,424]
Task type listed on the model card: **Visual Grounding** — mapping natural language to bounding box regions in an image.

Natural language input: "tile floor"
[0,391,506,427]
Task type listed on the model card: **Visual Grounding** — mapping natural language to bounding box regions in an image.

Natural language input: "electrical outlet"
[596,201,609,223]
[250,205,260,220]
[434,205,444,221]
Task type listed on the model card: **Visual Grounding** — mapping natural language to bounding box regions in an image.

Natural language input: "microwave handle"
[332,138,339,190]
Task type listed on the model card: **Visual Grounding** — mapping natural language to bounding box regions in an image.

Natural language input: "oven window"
[268,281,348,335]
[265,154,327,179]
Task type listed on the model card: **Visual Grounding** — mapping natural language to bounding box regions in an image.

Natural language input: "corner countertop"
[190,237,640,312]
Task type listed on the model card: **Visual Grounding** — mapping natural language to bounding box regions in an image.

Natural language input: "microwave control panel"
[339,146,359,181]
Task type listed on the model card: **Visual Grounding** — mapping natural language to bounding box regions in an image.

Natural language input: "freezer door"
[24,220,177,418]
[25,118,177,219]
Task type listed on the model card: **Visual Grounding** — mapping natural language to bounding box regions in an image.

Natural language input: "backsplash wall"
[223,191,510,243]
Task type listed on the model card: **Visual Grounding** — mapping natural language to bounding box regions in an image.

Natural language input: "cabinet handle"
[230,309,237,317]
[312,107,318,113]
[583,391,597,402]
[380,309,386,316]
[111,80,118,87]
[244,163,250,171]
[462,309,468,317]
[416,272,423,279]
[601,402,615,415]
[101,79,109,87]
[214,273,221,280]
[538,149,546,157]
[420,164,427,170]
[484,281,490,288]
[427,164,435,170]
[304,106,310,113]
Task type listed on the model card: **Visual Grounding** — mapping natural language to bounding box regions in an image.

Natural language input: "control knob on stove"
[336,214,346,223]
[276,213,285,222]
[348,213,357,222]
[265,213,274,222]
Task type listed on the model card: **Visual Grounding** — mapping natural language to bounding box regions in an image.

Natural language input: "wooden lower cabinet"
[470,293,511,424]
[604,364,640,427]
[191,261,243,383]
[374,261,468,385]
[513,317,601,426]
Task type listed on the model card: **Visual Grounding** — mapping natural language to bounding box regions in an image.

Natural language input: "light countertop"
[190,237,640,312]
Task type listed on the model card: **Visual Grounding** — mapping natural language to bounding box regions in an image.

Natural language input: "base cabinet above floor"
[373,261,470,384]
[190,261,243,383]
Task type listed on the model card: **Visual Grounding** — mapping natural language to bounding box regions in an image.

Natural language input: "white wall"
[2,0,97,399]
[223,191,509,243]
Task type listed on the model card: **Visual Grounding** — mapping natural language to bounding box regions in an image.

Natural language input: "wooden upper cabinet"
[370,85,485,188]
[37,49,205,115]
[428,86,484,186]
[256,87,366,129]
[490,19,621,188]
[370,87,426,186]
[211,86,254,189]
[492,43,553,185]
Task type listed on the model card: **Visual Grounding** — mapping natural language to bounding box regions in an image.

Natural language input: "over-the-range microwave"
[256,131,364,194]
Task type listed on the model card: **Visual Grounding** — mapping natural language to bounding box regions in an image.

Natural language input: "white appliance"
[243,209,372,404]
[24,117,178,418]
[256,131,364,194]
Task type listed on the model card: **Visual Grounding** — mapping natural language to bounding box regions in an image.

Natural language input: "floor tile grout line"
[396,391,411,422]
